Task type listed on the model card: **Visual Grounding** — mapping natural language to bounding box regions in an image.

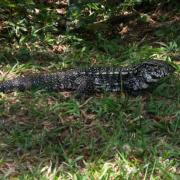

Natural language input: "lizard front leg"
[123,76,149,95]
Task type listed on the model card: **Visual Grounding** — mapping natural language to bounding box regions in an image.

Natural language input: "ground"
[0,1,180,179]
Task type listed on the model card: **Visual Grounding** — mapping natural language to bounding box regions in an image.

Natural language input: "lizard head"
[135,60,175,83]
[123,60,176,93]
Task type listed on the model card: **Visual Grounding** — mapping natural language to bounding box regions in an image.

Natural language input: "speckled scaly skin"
[0,60,175,97]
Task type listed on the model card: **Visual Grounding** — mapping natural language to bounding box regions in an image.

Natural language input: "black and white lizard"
[0,60,175,98]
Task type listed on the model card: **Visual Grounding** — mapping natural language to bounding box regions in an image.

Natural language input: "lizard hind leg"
[74,76,94,100]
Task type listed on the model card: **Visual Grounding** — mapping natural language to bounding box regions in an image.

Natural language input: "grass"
[0,47,179,179]
[0,1,180,179]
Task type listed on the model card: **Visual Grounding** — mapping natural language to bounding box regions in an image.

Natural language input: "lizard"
[0,60,175,98]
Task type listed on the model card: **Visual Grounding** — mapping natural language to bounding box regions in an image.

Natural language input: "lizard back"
[0,60,175,95]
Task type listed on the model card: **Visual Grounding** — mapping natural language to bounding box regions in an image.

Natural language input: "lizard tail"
[0,72,69,93]
[0,76,34,93]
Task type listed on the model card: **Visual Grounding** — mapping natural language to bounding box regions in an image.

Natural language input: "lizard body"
[0,60,175,97]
